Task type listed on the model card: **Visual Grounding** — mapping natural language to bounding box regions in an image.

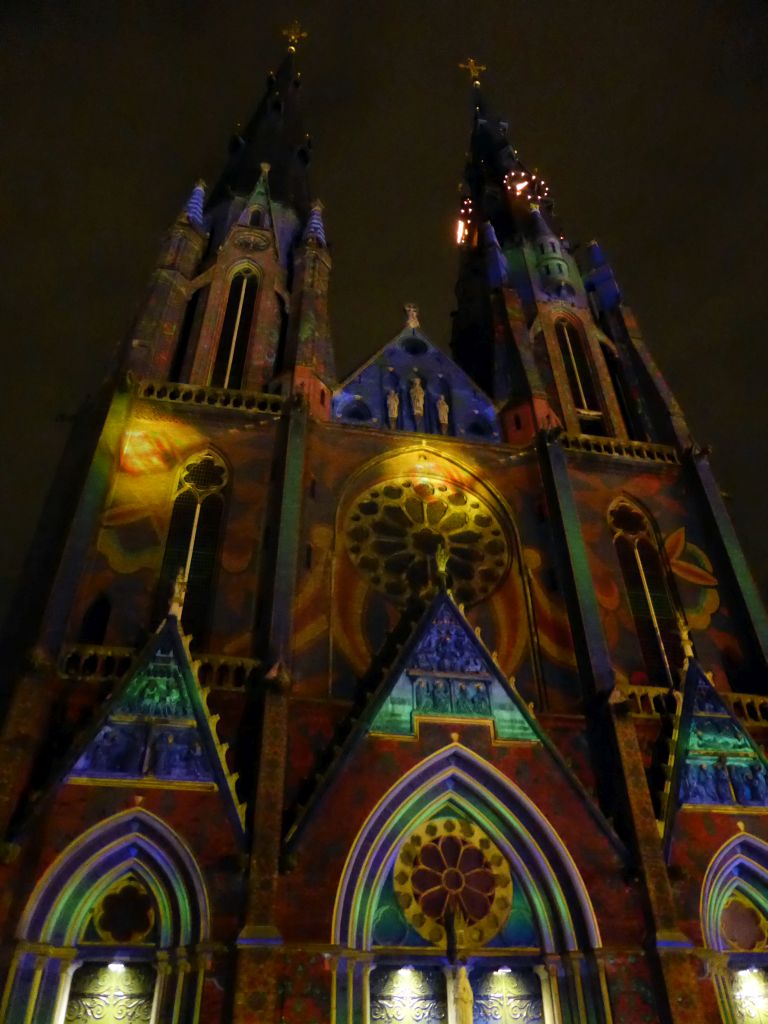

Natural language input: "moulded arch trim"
[607,493,685,614]
[224,260,262,286]
[64,849,175,947]
[332,444,524,557]
[701,832,768,950]
[19,808,210,948]
[332,742,600,953]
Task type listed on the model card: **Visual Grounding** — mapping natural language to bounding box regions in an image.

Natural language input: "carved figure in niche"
[414,678,434,712]
[409,378,425,419]
[433,679,451,712]
[386,388,400,428]
[186,740,208,779]
[454,966,474,1024]
[85,724,143,775]
[697,764,719,803]
[732,764,754,804]
[455,682,474,714]
[436,394,450,435]
[714,756,733,803]
[694,680,722,714]
[751,764,768,802]
[471,682,491,715]
[153,730,190,777]
[682,762,718,803]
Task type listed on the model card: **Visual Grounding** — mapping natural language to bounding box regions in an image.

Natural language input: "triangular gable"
[67,615,245,840]
[664,659,768,850]
[371,597,536,741]
[285,591,622,855]
[331,327,501,441]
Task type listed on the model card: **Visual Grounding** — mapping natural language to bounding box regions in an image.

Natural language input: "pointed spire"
[207,35,311,216]
[303,199,326,246]
[183,179,206,229]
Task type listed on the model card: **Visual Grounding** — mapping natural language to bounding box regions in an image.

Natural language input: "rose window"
[344,477,510,606]
[394,818,512,945]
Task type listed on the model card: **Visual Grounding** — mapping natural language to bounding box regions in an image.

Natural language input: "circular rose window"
[394,818,512,946]
[344,477,510,606]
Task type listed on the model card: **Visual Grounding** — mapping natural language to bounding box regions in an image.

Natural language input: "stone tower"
[1,36,768,1024]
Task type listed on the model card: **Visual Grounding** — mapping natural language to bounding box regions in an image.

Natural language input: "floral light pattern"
[394,818,512,946]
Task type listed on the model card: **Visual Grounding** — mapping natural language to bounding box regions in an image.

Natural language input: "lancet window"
[211,266,258,389]
[609,497,683,687]
[555,319,605,434]
[155,451,228,644]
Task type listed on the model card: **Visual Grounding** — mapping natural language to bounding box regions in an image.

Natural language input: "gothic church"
[1,27,768,1024]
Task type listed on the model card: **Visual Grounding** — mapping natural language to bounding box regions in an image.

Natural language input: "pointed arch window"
[211,266,258,389]
[702,836,768,1024]
[555,319,605,434]
[155,451,228,644]
[609,498,683,687]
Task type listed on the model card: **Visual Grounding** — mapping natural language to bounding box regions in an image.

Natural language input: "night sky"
[2,1,768,619]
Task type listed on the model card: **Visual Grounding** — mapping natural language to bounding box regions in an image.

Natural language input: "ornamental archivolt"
[344,475,510,606]
[394,818,512,946]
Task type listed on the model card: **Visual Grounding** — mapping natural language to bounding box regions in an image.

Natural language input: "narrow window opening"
[78,593,111,645]
[610,499,683,687]
[309,477,316,498]
[305,544,312,569]
[602,343,646,441]
[153,452,228,647]
[170,285,207,383]
[320,389,326,407]
[211,269,258,389]
[555,318,606,434]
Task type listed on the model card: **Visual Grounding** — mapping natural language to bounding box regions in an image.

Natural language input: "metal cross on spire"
[458,57,487,86]
[282,19,308,52]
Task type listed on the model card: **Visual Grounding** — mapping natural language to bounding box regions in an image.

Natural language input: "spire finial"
[458,57,487,87]
[282,19,308,53]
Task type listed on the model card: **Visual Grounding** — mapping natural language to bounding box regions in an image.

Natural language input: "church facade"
[2,30,768,1024]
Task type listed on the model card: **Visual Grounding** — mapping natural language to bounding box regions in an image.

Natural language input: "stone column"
[0,948,23,1024]
[50,955,80,1024]
[22,955,46,1024]
[149,956,172,1024]
[170,955,191,1024]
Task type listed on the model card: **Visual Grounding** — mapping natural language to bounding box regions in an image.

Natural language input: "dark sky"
[2,1,768,618]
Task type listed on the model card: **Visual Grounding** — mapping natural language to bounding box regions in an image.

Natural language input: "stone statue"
[386,388,400,427]
[409,378,425,419]
[436,393,450,434]
[404,302,420,329]
[454,966,474,1024]
[714,756,733,803]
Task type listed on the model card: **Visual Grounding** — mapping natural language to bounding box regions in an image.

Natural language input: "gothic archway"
[2,809,209,1024]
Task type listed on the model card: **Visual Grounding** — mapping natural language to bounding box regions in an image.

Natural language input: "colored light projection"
[370,813,537,951]
[344,476,510,607]
[71,631,213,785]
[394,818,512,946]
[332,327,500,440]
[570,469,723,687]
[99,415,209,573]
[678,669,768,806]
[371,597,538,741]
[329,450,531,689]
